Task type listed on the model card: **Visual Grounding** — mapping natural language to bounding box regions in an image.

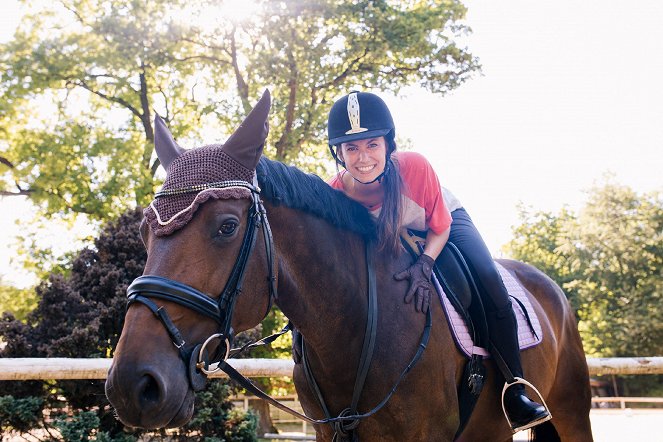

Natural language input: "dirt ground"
[513,408,663,442]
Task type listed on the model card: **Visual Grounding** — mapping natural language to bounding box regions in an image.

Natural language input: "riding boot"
[487,305,551,433]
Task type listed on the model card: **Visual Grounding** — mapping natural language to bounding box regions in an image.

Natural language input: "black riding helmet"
[327,91,396,165]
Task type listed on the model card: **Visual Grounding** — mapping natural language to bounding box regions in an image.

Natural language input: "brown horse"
[106,91,593,441]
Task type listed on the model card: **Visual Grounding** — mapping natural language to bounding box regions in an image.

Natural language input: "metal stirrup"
[501,377,553,434]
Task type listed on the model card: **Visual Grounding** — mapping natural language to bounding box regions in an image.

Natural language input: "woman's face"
[339,137,387,184]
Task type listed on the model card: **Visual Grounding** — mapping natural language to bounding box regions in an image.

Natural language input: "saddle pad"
[433,262,543,358]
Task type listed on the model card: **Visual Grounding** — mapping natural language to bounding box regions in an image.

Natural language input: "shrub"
[0,208,257,440]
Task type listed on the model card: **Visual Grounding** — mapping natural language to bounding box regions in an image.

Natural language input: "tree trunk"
[248,398,278,436]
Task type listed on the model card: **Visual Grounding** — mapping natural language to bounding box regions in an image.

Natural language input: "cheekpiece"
[144,144,254,236]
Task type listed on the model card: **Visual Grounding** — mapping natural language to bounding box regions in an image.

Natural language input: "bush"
[0,208,258,440]
[184,379,257,442]
[0,395,43,433]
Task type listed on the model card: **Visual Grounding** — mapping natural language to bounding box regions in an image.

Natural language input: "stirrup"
[501,377,552,434]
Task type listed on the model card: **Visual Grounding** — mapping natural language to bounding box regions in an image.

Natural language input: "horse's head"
[106,91,275,429]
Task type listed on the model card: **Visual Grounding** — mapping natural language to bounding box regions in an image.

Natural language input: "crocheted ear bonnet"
[144,91,271,236]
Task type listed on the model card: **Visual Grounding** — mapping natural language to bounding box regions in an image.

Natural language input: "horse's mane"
[256,157,377,240]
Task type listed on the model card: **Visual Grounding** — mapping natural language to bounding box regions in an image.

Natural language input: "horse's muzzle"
[105,358,195,429]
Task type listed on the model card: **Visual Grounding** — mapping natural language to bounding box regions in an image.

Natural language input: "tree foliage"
[0,281,37,321]
[504,180,663,357]
[0,209,257,440]
[1,0,479,220]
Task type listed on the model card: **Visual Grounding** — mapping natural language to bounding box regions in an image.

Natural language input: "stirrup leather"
[501,377,552,433]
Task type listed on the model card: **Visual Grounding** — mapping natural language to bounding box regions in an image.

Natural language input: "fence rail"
[587,357,663,375]
[591,397,663,404]
[0,358,293,380]
[0,357,662,380]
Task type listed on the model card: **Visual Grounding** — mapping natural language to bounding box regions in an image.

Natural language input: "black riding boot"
[487,305,551,432]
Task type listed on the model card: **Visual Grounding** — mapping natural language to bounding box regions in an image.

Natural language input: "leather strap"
[219,308,432,428]
[128,276,222,323]
[351,244,378,413]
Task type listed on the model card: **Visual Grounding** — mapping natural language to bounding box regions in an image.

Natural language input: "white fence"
[0,357,662,380]
[0,358,292,380]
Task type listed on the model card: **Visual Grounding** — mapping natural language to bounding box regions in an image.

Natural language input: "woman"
[326,91,551,433]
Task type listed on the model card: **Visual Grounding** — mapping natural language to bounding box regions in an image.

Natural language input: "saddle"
[401,230,542,356]
[400,230,543,438]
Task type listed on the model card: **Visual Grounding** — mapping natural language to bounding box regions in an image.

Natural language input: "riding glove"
[394,254,435,313]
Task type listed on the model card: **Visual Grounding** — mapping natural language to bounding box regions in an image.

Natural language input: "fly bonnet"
[144,90,270,236]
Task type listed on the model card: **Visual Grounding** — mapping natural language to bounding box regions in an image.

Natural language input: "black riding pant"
[446,208,511,313]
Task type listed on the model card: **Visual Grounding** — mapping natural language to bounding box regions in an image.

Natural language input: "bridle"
[124,177,432,441]
[126,179,277,391]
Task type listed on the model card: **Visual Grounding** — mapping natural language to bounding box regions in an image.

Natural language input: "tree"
[0,280,37,322]
[568,182,663,357]
[1,0,215,218]
[505,204,583,311]
[503,180,663,358]
[1,0,479,221]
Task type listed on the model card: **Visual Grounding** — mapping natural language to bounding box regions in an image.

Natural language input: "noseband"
[126,180,277,391]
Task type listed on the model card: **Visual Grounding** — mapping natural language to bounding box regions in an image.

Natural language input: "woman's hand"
[394,254,435,313]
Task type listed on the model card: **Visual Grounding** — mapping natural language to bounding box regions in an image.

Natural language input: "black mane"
[256,157,376,240]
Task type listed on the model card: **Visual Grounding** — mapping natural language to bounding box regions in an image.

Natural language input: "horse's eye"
[219,221,238,236]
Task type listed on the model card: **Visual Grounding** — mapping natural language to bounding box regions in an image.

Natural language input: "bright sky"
[1,0,662,287]
[385,0,663,253]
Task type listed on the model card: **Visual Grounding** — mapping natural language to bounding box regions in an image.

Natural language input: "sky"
[1,0,662,287]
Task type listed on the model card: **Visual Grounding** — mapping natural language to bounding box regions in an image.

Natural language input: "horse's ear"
[154,114,185,171]
[222,90,270,171]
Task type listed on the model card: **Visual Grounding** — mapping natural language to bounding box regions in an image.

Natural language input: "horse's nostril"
[138,373,162,408]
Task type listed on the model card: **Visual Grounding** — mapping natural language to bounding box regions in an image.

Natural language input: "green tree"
[568,182,663,357]
[1,0,215,218]
[0,280,37,321]
[1,0,479,221]
[505,204,583,310]
[503,180,663,358]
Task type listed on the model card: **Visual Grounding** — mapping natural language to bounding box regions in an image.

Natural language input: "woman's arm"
[423,225,450,261]
[395,225,450,314]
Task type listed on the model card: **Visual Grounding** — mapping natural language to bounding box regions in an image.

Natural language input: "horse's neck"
[270,205,369,351]
[268,204,462,423]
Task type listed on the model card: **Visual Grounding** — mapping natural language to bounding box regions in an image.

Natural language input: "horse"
[105,91,593,441]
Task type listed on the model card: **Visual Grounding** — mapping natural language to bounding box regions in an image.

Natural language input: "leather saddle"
[400,230,490,350]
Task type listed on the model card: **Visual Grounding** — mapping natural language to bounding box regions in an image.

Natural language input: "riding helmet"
[327,92,395,157]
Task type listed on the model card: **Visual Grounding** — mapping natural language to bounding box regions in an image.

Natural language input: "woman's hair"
[333,133,404,255]
[377,135,404,255]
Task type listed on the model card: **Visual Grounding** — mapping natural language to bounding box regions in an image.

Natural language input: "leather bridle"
[126,180,277,391]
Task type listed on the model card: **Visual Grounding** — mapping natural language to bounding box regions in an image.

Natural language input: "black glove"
[394,254,435,313]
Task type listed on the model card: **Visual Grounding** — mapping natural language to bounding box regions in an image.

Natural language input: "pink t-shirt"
[328,151,452,234]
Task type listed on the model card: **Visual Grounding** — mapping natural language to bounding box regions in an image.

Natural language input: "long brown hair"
[377,135,403,256]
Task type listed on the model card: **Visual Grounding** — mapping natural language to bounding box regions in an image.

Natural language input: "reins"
[219,302,432,437]
[301,243,378,439]
[125,179,432,440]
